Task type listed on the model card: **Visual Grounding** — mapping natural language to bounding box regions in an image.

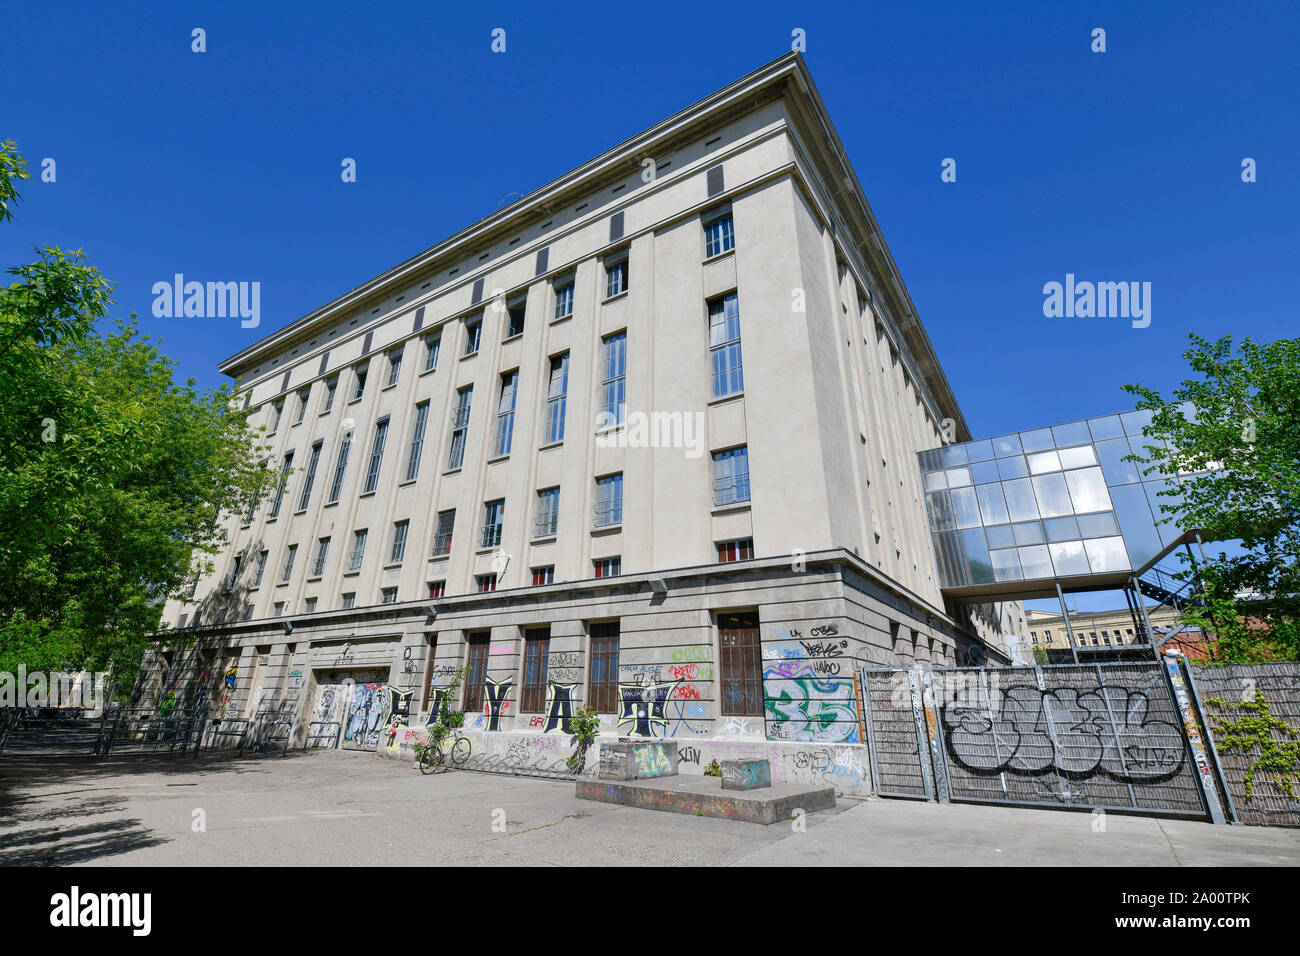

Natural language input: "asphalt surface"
[1,750,1296,866]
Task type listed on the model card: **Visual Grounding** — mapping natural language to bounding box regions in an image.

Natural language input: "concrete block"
[598,740,679,780]
[721,758,771,790]
[577,775,835,825]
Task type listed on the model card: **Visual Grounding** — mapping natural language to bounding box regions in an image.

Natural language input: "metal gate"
[861,660,1220,819]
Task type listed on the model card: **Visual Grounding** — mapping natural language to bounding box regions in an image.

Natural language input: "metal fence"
[1187,662,1300,827]
[862,660,1216,820]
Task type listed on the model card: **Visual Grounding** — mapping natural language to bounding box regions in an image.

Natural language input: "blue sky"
[5,1,1296,425]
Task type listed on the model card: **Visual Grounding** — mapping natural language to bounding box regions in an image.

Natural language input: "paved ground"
[1,750,1297,866]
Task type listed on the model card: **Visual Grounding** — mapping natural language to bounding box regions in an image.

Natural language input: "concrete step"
[577,773,835,825]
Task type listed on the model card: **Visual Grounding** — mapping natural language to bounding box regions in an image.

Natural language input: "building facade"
[139,54,1023,793]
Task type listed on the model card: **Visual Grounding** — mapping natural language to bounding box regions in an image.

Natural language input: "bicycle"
[416,728,471,774]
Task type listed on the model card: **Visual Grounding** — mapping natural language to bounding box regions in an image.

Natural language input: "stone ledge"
[577,774,835,825]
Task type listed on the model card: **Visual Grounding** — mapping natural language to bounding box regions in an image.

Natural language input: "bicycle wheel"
[450,736,471,767]
[418,749,439,775]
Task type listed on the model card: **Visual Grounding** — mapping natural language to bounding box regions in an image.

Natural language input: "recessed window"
[386,349,403,387]
[544,353,569,444]
[363,418,389,494]
[520,628,550,712]
[481,499,505,549]
[348,529,368,572]
[280,544,298,583]
[268,451,294,518]
[708,292,744,398]
[323,378,337,412]
[312,536,331,577]
[381,587,398,605]
[405,401,429,481]
[433,509,455,556]
[351,366,367,402]
[294,388,311,424]
[719,611,762,716]
[304,597,317,614]
[506,298,526,338]
[423,334,441,372]
[553,280,574,320]
[531,566,554,586]
[605,257,628,298]
[298,441,323,511]
[593,556,621,578]
[476,574,498,593]
[704,213,734,258]
[594,473,623,528]
[712,446,751,507]
[269,400,284,434]
[599,332,626,428]
[341,592,356,609]
[448,387,472,470]
[493,370,518,457]
[588,621,620,713]
[390,519,410,564]
[327,433,352,503]
[534,487,560,538]
[427,580,446,599]
[251,550,268,587]
[463,316,482,356]
[716,538,754,563]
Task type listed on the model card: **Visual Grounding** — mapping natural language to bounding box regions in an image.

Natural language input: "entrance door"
[306,668,388,750]
[341,680,389,750]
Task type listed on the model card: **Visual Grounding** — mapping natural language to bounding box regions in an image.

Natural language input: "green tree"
[0,141,268,691]
[1124,333,1300,661]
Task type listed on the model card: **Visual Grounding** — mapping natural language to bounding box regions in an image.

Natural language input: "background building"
[139,54,1024,791]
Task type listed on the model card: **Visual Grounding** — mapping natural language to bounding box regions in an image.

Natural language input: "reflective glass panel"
[1096,437,1141,484]
[1121,408,1154,437]
[946,467,972,488]
[1057,445,1097,469]
[1076,511,1119,537]
[950,486,982,529]
[942,444,969,466]
[926,490,955,532]
[986,524,1016,550]
[923,470,948,492]
[977,483,1010,525]
[1085,536,1131,573]
[960,528,995,584]
[1088,415,1124,441]
[993,434,1022,457]
[990,549,1022,581]
[1049,541,1090,576]
[1065,467,1112,513]
[1044,515,1080,542]
[1031,473,1073,518]
[997,455,1029,480]
[1027,450,1062,474]
[1012,521,1045,545]
[1003,478,1040,521]
[965,439,995,462]
[971,460,1000,484]
[1051,420,1092,447]
[1018,545,1053,579]
[1020,428,1055,453]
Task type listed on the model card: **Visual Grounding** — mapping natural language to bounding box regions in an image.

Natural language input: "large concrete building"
[140,54,1026,792]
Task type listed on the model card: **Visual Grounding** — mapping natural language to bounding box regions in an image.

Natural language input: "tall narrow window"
[463,316,482,356]
[298,440,323,511]
[280,544,298,584]
[386,349,402,387]
[521,628,550,712]
[463,635,490,713]
[251,550,268,587]
[348,529,368,572]
[589,622,620,713]
[481,499,504,549]
[433,509,455,556]
[719,611,762,716]
[712,446,750,506]
[704,213,735,258]
[351,366,367,401]
[295,388,311,424]
[594,473,623,528]
[505,298,526,338]
[363,418,389,494]
[493,371,518,457]
[605,257,627,298]
[423,334,440,372]
[448,386,472,470]
[312,537,330,577]
[268,451,294,518]
[405,401,429,481]
[270,400,284,433]
[544,352,569,444]
[709,292,743,398]
[553,280,574,320]
[245,458,267,522]
[327,433,352,503]
[599,332,626,428]
[226,554,243,591]
[534,487,560,538]
[593,556,621,578]
[390,519,409,564]
[323,378,337,412]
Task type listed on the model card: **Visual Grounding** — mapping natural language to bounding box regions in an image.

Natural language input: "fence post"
[919,666,950,803]
[907,667,937,801]
[1161,653,1226,824]
[1177,657,1238,824]
[858,667,884,795]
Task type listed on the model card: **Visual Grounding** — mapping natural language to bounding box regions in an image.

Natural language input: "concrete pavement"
[1,750,1296,866]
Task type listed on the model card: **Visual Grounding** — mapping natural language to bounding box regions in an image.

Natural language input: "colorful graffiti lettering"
[484,677,512,731]
[543,681,575,734]
[617,682,674,737]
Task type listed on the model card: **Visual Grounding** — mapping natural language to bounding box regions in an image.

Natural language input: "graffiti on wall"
[343,682,389,750]
[760,627,860,743]
[617,682,674,737]
[484,677,511,731]
[942,685,1186,781]
[543,682,576,734]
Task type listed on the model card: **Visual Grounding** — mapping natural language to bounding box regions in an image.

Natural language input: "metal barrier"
[861,659,1218,820]
[304,721,341,750]
[203,717,253,753]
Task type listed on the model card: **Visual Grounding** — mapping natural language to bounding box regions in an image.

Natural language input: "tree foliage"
[1124,333,1300,660]
[0,141,267,689]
